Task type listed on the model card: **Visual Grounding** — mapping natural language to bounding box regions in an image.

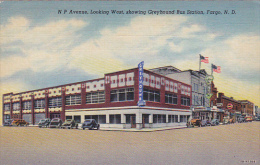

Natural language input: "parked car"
[61,119,78,129]
[82,119,100,130]
[12,119,29,126]
[49,118,63,128]
[38,118,51,128]
[3,119,14,126]
[223,117,230,125]
[238,117,245,123]
[201,120,208,127]
[190,119,202,127]
[245,116,253,122]
[210,119,220,126]
[255,116,260,121]
[229,118,235,124]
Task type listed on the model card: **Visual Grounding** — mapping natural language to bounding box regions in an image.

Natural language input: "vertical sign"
[138,61,146,107]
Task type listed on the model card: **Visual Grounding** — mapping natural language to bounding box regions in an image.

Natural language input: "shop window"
[84,115,106,124]
[74,115,81,123]
[153,114,166,123]
[66,116,72,120]
[109,114,121,124]
[168,115,178,123]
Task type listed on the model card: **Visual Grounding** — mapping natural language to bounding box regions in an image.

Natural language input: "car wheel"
[97,125,100,130]
[83,128,85,130]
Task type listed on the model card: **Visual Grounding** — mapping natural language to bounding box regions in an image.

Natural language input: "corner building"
[2,68,192,129]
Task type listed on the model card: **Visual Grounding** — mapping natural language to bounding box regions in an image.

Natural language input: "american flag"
[200,54,209,63]
[212,64,221,73]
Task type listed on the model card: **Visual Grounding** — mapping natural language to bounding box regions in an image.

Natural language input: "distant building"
[150,66,210,108]
[239,100,254,116]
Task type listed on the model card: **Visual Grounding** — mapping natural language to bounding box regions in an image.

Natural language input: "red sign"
[227,103,233,110]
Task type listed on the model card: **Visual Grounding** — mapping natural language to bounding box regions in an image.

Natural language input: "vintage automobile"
[201,120,209,127]
[189,119,202,127]
[223,117,230,125]
[238,116,245,123]
[255,116,260,121]
[229,118,235,124]
[61,119,78,129]
[82,119,100,130]
[38,118,51,128]
[245,116,253,122]
[3,119,14,126]
[12,119,29,126]
[210,119,220,126]
[49,118,63,128]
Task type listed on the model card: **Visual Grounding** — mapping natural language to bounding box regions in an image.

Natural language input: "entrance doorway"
[142,114,149,128]
[126,114,136,128]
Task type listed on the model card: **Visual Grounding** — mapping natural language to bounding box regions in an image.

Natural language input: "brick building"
[2,67,192,129]
[239,100,254,116]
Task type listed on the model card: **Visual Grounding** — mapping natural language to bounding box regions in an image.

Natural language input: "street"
[1,122,259,165]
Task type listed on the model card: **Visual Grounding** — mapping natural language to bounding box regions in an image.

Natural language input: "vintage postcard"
[0,1,259,165]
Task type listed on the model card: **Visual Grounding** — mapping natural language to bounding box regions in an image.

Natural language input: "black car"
[49,118,63,128]
[210,119,220,126]
[3,119,13,126]
[61,119,78,129]
[82,119,100,130]
[38,118,51,128]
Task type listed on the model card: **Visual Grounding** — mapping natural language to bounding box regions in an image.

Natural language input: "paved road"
[1,122,259,165]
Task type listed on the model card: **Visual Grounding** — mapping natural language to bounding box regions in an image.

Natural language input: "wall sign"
[138,61,146,107]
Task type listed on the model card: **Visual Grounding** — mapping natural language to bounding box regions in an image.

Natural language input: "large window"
[85,115,106,124]
[153,114,166,123]
[4,104,10,111]
[181,97,190,106]
[48,97,62,108]
[168,115,178,123]
[22,101,32,110]
[66,95,81,105]
[110,88,134,102]
[34,99,45,109]
[165,93,178,104]
[143,88,160,102]
[86,91,105,104]
[180,115,190,122]
[109,114,121,124]
[13,102,20,111]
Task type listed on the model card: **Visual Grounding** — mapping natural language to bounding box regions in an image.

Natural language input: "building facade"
[2,68,192,129]
[239,100,254,116]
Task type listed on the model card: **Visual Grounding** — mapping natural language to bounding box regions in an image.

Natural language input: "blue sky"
[0,1,259,107]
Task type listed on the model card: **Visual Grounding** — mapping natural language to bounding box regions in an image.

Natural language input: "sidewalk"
[99,126,187,132]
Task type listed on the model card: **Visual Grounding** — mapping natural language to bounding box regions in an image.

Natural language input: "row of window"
[65,114,190,124]
[4,88,191,110]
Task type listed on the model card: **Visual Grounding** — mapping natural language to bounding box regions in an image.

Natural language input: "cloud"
[0,16,88,78]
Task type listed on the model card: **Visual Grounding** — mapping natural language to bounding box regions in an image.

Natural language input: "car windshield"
[52,119,59,122]
[84,119,92,123]
[64,120,72,124]
[40,119,45,122]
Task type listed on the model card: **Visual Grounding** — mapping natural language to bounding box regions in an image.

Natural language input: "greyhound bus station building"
[2,67,192,129]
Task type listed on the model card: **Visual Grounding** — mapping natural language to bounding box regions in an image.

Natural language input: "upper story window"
[181,97,190,106]
[66,95,81,105]
[48,97,62,108]
[165,93,178,105]
[110,88,134,102]
[22,101,32,110]
[34,99,45,109]
[143,88,160,102]
[13,102,20,111]
[4,104,11,111]
[86,91,105,104]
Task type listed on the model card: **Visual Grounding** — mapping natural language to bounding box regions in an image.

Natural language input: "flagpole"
[198,54,201,106]
[211,64,213,76]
